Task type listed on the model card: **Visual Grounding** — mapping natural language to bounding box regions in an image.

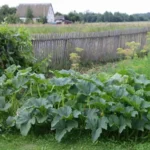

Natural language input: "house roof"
[16,3,53,17]
[55,15,65,21]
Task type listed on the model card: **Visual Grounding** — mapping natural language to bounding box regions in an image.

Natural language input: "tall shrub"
[0,26,34,73]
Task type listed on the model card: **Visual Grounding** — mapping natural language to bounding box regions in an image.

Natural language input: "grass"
[1,133,150,150]
[3,21,150,34]
[84,54,150,77]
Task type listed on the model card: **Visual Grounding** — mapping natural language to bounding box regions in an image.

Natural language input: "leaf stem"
[37,84,41,98]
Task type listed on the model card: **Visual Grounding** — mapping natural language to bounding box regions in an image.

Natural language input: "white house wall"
[20,17,26,22]
[47,6,55,23]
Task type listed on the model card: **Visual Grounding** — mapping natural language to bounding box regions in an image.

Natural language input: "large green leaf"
[0,75,6,86]
[92,128,102,142]
[110,103,125,113]
[126,84,135,95]
[106,73,128,85]
[16,67,32,76]
[12,76,29,89]
[55,124,67,142]
[6,116,16,127]
[0,96,11,112]
[50,77,73,86]
[105,85,128,99]
[76,80,99,95]
[91,117,108,142]
[131,95,144,109]
[67,120,78,132]
[122,106,138,117]
[5,65,20,78]
[124,95,144,110]
[52,120,78,142]
[57,106,72,118]
[85,109,99,130]
[119,116,131,133]
[73,110,81,118]
[89,96,106,108]
[22,98,51,124]
[76,94,88,104]
[35,110,48,123]
[109,115,119,127]
[86,109,99,119]
[86,117,98,131]
[30,73,46,84]
[53,70,76,78]
[24,98,51,109]
[16,110,35,136]
[141,101,150,109]
[90,76,104,88]
[98,116,109,130]
[132,118,146,131]
[51,116,61,127]
[68,84,79,95]
[86,110,108,142]
[147,113,150,120]
[47,93,61,105]
[134,75,150,86]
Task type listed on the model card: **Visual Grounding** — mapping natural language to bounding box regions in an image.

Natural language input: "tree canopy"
[0,5,16,23]
[64,11,150,23]
[0,4,150,24]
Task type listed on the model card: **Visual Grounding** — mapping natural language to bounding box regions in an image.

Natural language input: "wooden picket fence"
[32,27,150,69]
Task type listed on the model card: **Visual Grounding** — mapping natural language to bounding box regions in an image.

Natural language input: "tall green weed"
[0,26,34,74]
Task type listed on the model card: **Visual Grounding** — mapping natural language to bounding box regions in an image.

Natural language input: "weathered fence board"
[32,27,150,69]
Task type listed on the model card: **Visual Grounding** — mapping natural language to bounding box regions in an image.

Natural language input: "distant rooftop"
[16,3,53,17]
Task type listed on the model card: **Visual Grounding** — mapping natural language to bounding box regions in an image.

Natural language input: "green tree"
[0,5,16,23]
[0,26,34,71]
[128,15,135,21]
[65,11,81,22]
[52,10,150,23]
[38,16,47,24]
[55,12,62,16]
[103,11,113,22]
[26,7,33,19]
[113,12,124,22]
[96,14,103,22]
[5,14,21,24]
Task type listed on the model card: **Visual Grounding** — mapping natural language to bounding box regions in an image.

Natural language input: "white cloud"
[0,0,149,14]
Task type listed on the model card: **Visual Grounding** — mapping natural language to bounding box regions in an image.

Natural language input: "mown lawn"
[1,133,150,150]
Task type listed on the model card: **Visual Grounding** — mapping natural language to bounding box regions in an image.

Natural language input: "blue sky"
[0,0,149,14]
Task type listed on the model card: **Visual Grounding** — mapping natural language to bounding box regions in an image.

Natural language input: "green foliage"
[142,32,150,56]
[38,16,47,24]
[33,54,51,75]
[69,47,84,70]
[1,65,150,142]
[0,5,16,23]
[25,18,33,24]
[26,7,33,20]
[117,41,141,59]
[117,33,150,60]
[5,14,22,24]
[86,54,150,79]
[64,11,150,23]
[0,26,34,73]
[65,11,81,22]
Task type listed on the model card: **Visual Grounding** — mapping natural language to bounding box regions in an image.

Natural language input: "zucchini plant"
[0,65,150,142]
